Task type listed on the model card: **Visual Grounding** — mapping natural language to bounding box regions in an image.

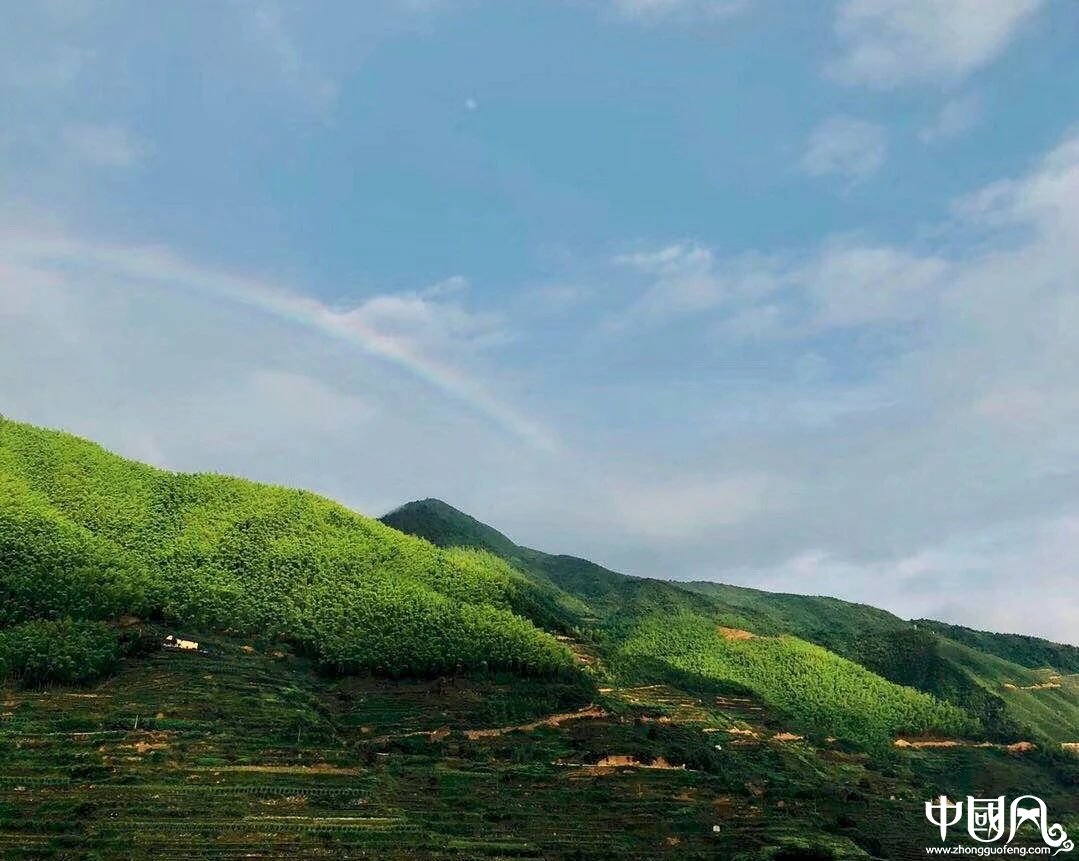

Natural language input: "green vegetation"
[933,637,1079,743]
[0,418,573,678]
[916,618,1079,673]
[1,428,1078,859]
[682,582,1079,744]
[0,619,120,686]
[382,500,986,748]
[617,611,978,746]
[3,628,1075,860]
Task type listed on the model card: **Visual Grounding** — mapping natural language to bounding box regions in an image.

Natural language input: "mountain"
[0,418,573,680]
[2,422,1077,860]
[383,498,1079,746]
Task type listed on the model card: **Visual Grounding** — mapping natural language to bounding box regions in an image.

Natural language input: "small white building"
[163,634,199,651]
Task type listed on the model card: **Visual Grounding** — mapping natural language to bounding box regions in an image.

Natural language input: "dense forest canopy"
[0,418,573,682]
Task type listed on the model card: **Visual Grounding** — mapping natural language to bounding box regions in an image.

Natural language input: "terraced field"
[3,432,1078,859]
[3,632,1077,860]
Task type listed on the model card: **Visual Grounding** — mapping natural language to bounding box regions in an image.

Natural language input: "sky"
[2,0,1078,641]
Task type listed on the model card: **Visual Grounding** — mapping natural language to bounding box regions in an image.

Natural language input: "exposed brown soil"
[717,627,756,641]
[194,763,361,775]
[130,741,169,754]
[560,754,686,771]
[463,705,606,740]
[772,732,804,742]
[1002,679,1061,691]
[894,737,1036,753]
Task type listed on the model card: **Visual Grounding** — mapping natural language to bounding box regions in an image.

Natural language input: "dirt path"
[464,705,606,740]
[188,763,362,775]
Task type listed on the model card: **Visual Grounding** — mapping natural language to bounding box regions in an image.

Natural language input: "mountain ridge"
[382,497,1079,744]
[2,421,1078,859]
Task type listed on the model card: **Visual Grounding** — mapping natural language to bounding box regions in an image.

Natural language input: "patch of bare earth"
[717,627,756,641]
[193,763,361,775]
[1002,679,1061,691]
[894,738,1036,753]
[557,755,686,772]
[463,705,605,740]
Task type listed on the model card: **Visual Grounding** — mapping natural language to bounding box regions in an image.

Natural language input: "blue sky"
[3,0,1078,640]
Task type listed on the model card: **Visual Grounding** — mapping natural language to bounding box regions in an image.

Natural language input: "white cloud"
[608,242,778,328]
[801,116,887,182]
[609,239,948,334]
[605,472,791,541]
[181,370,376,458]
[829,0,1044,88]
[0,224,552,452]
[737,514,1079,643]
[578,130,1079,641]
[63,123,145,167]
[920,94,983,144]
[797,243,951,328]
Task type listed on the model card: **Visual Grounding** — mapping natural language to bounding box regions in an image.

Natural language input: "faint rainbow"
[15,230,558,452]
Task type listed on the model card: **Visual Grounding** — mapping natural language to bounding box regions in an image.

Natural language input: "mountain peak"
[381,498,519,558]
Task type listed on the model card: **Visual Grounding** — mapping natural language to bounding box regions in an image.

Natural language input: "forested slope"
[382,499,982,747]
[915,618,1079,673]
[684,581,1079,743]
[0,419,573,682]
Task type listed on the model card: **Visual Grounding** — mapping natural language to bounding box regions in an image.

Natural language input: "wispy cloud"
[920,93,983,144]
[606,242,778,330]
[606,236,951,335]
[829,0,1044,88]
[735,514,1079,643]
[0,227,555,452]
[801,115,887,183]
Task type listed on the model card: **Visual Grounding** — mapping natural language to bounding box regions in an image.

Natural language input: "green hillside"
[618,611,975,745]
[2,427,1079,859]
[6,629,1076,860]
[916,618,1079,673]
[382,500,981,748]
[382,499,1079,747]
[933,637,1079,743]
[0,419,573,681]
[682,582,1079,743]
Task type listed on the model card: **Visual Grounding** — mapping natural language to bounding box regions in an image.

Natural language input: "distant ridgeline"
[383,500,1079,748]
[1,417,1076,753]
